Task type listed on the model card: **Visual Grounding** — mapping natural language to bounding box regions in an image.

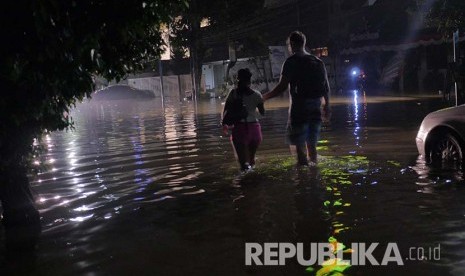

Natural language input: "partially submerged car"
[416,105,465,169]
[92,85,154,100]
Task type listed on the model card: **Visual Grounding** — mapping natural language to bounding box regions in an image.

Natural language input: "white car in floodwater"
[416,104,465,169]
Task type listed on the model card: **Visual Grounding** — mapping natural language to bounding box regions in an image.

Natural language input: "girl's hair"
[237,68,252,90]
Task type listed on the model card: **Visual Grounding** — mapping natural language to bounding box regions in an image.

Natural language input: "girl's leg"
[231,124,250,170]
[248,143,259,167]
[248,123,263,167]
[249,123,263,166]
[232,140,249,170]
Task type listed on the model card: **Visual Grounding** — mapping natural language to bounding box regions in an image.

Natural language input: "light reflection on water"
[34,99,222,226]
[346,89,368,148]
[11,94,465,275]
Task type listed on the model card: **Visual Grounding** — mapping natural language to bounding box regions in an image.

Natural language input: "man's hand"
[222,125,230,135]
[322,104,332,122]
[262,92,271,101]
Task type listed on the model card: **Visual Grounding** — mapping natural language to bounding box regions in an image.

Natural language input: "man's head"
[287,31,306,53]
[237,68,252,83]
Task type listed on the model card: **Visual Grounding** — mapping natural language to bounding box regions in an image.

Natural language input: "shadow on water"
[229,158,336,275]
[0,223,41,275]
[2,93,465,275]
[227,153,379,275]
[412,156,464,188]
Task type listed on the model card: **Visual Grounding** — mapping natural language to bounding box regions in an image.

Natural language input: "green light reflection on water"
[312,155,370,274]
[241,154,371,275]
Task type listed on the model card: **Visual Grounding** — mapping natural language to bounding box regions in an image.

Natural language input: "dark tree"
[0,0,186,237]
[427,0,465,36]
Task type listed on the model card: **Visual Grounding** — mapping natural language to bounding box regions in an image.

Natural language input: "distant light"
[350,67,360,77]
[200,18,210,28]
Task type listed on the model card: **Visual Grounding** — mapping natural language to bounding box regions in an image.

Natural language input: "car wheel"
[429,133,464,169]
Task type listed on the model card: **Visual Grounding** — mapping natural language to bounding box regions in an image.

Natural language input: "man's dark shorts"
[286,121,321,146]
[287,98,322,146]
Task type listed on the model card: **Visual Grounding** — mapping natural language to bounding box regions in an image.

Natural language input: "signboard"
[350,32,379,42]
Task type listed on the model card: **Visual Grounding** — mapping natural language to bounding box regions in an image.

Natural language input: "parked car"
[92,85,154,100]
[416,105,465,169]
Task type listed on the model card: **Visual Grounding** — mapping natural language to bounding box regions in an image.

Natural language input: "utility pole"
[453,29,459,106]
[295,0,300,28]
[188,0,199,103]
[158,59,165,99]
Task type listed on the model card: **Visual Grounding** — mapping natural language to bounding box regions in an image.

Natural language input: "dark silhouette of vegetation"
[427,0,465,36]
[427,0,465,104]
[0,0,187,244]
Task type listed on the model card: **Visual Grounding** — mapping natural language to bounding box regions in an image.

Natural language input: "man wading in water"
[263,31,331,166]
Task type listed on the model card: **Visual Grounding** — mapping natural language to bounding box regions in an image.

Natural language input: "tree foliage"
[427,0,465,36]
[0,0,187,172]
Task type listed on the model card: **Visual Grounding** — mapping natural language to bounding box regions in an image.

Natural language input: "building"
[200,0,461,96]
[329,0,462,94]
[126,0,461,98]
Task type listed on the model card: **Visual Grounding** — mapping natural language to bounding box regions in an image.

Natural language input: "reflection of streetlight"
[133,116,148,187]
[353,90,360,146]
[350,89,368,148]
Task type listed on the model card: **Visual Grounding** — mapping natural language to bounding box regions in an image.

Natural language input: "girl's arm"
[257,102,265,116]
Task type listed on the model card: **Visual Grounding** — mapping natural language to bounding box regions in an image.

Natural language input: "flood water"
[2,91,465,275]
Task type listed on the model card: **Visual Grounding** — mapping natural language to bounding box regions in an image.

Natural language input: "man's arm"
[262,75,290,101]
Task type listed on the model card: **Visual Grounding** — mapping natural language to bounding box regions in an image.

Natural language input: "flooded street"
[3,92,465,275]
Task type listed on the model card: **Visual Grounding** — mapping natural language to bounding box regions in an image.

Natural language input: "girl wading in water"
[222,68,265,172]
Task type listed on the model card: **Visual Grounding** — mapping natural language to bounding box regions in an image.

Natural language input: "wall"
[128,75,192,100]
